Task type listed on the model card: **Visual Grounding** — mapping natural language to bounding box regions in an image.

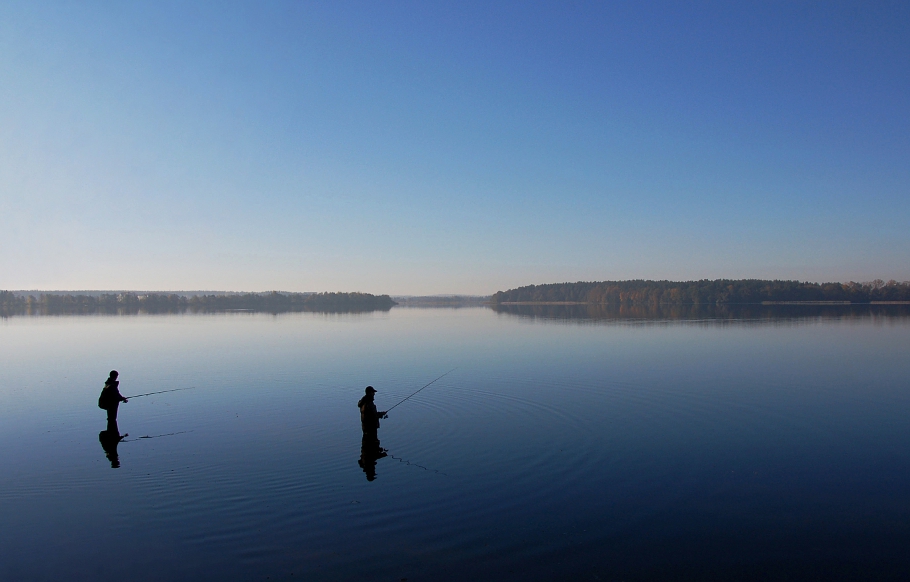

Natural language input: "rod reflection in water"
[121,431,193,442]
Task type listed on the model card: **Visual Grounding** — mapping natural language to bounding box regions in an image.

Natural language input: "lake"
[2,306,909,581]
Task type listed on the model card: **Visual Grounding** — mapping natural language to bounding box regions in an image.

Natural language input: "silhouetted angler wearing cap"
[98,370,128,421]
[357,386,387,437]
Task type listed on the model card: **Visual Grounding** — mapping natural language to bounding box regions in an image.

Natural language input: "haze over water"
[2,306,909,581]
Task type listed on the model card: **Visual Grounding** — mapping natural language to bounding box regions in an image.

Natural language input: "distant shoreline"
[493,279,910,305]
[763,301,910,305]
[0,290,397,316]
[498,301,910,306]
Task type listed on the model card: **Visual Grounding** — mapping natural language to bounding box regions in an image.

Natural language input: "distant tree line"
[491,279,910,305]
[184,291,396,312]
[0,291,396,316]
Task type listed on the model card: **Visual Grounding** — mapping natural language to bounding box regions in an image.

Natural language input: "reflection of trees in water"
[0,291,396,317]
[491,303,910,325]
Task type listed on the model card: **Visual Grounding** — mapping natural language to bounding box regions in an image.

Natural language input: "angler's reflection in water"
[99,419,128,468]
[359,434,388,481]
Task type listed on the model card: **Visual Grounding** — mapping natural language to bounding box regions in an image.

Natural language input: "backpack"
[98,387,112,409]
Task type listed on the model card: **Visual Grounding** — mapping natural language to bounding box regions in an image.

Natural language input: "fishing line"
[124,387,196,399]
[385,368,458,414]
[387,453,448,476]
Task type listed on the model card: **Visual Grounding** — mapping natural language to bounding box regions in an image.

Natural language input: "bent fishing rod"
[123,387,196,399]
[384,368,458,415]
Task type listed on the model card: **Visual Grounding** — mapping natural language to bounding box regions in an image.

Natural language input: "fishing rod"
[123,387,196,399]
[384,368,458,415]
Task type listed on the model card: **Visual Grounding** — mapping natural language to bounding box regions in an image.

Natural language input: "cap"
[365,386,376,394]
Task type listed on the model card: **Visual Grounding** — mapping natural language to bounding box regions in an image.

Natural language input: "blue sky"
[2,1,908,294]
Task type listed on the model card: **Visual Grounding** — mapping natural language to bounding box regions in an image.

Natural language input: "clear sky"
[2,1,908,295]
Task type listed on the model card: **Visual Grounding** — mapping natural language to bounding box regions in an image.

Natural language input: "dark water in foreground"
[1,306,909,581]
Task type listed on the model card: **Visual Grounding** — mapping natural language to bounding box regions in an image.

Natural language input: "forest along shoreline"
[0,290,397,316]
[490,279,910,305]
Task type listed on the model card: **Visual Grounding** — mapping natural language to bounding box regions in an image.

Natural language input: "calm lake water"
[2,306,909,581]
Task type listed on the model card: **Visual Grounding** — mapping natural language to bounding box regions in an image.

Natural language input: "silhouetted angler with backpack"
[98,370,128,421]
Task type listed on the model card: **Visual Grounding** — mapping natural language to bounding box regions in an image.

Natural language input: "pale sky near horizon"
[2,1,909,295]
